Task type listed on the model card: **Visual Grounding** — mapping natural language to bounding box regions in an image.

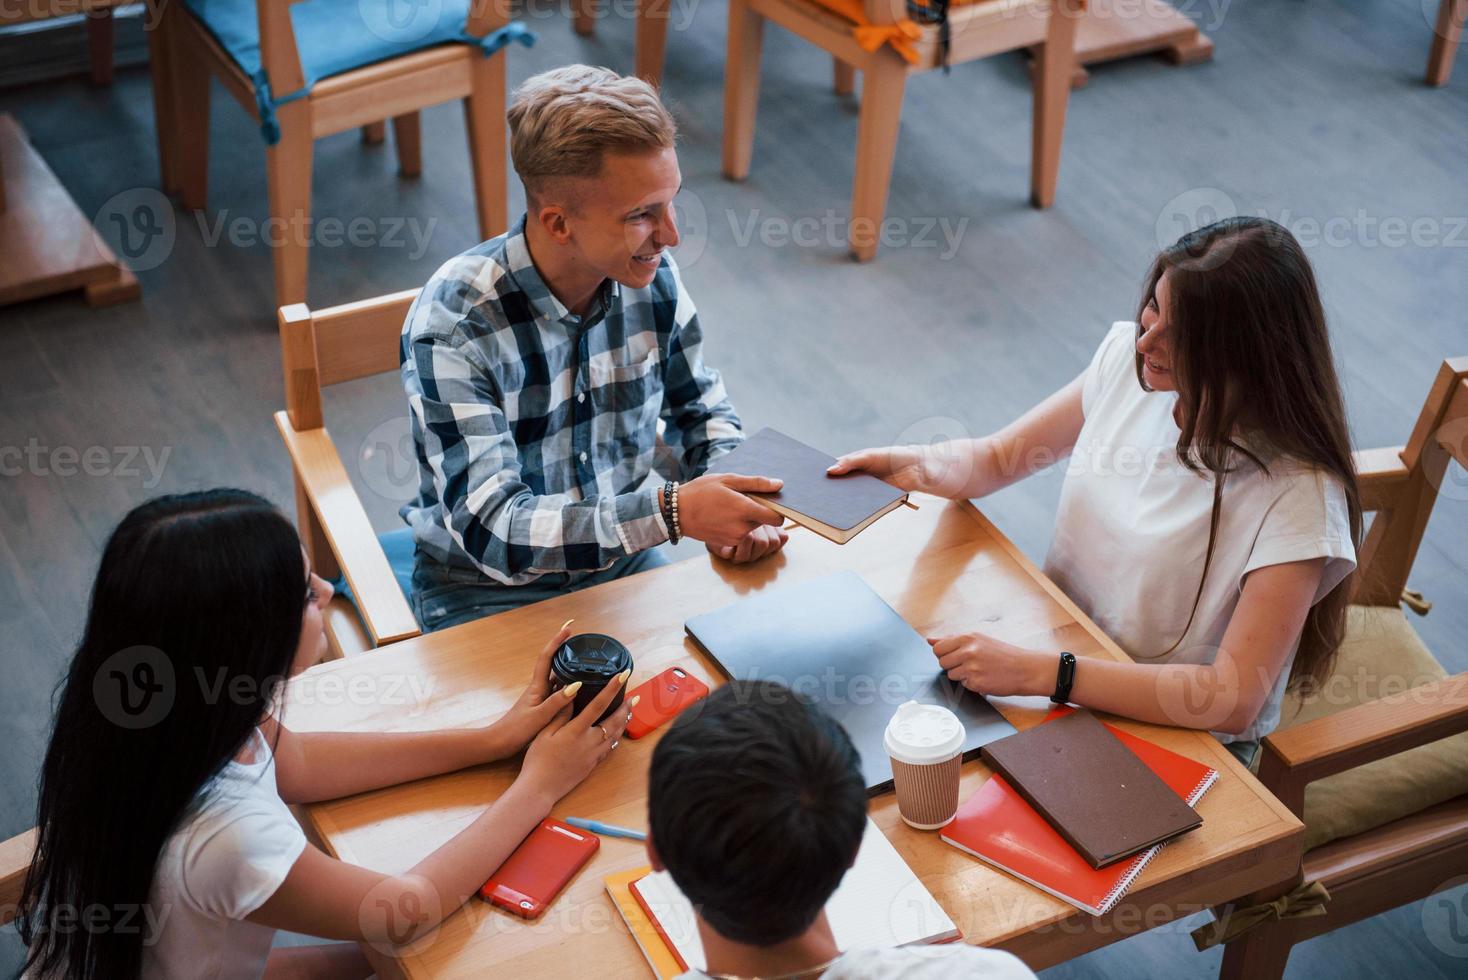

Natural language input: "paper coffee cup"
[884,700,965,830]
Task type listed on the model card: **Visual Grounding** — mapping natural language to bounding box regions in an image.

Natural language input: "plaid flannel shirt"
[400,217,744,585]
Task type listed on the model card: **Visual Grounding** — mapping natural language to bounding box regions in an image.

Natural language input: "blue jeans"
[1223,738,1260,770]
[410,548,671,633]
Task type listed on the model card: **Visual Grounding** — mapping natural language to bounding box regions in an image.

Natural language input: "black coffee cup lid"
[553,633,632,681]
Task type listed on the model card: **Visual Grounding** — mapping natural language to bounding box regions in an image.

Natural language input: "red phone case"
[625,666,710,739]
[479,819,599,918]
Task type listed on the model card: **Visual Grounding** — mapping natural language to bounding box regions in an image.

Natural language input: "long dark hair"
[1135,216,1363,694]
[18,490,308,980]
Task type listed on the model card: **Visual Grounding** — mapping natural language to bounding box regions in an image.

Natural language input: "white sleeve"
[832,945,1037,979]
[179,787,309,920]
[1242,466,1357,602]
[1081,321,1139,417]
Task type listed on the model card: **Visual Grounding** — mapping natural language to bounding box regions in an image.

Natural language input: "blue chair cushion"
[182,0,534,142]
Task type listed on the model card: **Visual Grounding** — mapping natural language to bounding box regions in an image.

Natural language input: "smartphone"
[625,666,711,739]
[479,819,599,918]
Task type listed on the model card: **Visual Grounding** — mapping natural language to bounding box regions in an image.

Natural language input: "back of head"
[20,489,306,980]
[648,681,868,946]
[507,64,677,208]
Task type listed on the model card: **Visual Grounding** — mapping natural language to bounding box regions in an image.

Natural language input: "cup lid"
[552,633,632,683]
[884,700,965,765]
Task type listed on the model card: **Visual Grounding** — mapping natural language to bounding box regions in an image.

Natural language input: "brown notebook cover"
[979,710,1203,869]
[705,428,908,544]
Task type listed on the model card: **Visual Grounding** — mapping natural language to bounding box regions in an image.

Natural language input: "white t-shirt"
[142,728,308,980]
[1043,321,1356,744]
[677,944,1035,979]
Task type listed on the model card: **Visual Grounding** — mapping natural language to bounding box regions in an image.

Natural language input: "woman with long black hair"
[18,489,631,979]
[831,217,1361,766]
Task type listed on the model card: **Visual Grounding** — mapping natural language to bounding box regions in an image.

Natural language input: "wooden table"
[283,495,1303,978]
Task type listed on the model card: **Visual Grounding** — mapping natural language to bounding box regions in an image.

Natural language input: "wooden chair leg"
[721,0,764,181]
[833,57,856,96]
[361,121,386,144]
[145,0,179,194]
[635,0,672,88]
[464,52,508,242]
[573,0,597,36]
[1215,876,1300,980]
[265,100,313,307]
[173,42,211,210]
[1030,0,1079,208]
[392,113,422,177]
[1427,0,1465,86]
[848,50,906,262]
[85,8,114,85]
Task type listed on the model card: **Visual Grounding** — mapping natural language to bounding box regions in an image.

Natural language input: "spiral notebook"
[941,709,1217,916]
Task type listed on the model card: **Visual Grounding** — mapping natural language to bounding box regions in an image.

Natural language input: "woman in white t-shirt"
[831,217,1362,764]
[17,489,633,979]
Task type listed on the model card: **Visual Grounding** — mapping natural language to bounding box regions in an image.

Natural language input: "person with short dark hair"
[647,681,1035,979]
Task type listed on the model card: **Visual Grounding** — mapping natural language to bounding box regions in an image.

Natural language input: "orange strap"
[802,0,926,64]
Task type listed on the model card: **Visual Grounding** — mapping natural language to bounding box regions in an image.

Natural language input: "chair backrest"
[1,827,38,928]
[1354,356,1468,605]
[278,289,420,432]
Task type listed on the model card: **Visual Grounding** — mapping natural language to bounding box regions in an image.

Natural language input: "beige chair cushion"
[1271,604,1468,851]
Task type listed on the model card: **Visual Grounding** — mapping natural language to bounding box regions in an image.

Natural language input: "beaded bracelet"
[661,481,682,545]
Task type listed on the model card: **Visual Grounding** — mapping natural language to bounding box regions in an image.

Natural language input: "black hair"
[18,490,308,980]
[647,680,868,946]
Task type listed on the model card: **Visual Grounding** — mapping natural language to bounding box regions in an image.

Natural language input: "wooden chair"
[569,0,674,88]
[159,0,527,308]
[1,828,36,932]
[277,292,423,659]
[1210,357,1468,979]
[722,0,1082,261]
[1429,0,1465,86]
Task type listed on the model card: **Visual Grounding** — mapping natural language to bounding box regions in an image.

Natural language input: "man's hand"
[675,473,785,550]
[708,523,789,564]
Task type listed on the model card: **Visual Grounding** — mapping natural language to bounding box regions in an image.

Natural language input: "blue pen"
[565,817,647,841]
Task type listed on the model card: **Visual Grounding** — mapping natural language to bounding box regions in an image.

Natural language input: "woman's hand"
[483,621,582,760]
[927,631,1054,697]
[517,671,636,804]
[827,442,973,497]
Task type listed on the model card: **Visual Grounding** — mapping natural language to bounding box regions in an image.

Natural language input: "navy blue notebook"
[684,571,1015,793]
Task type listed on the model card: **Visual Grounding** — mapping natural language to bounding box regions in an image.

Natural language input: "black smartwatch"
[1050,652,1077,705]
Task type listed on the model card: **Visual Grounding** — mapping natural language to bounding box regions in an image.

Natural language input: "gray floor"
[2,0,1467,975]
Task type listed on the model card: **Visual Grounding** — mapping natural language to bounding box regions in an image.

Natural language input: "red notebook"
[940,709,1217,916]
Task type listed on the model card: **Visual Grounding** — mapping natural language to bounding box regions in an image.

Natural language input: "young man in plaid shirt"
[401,65,785,631]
